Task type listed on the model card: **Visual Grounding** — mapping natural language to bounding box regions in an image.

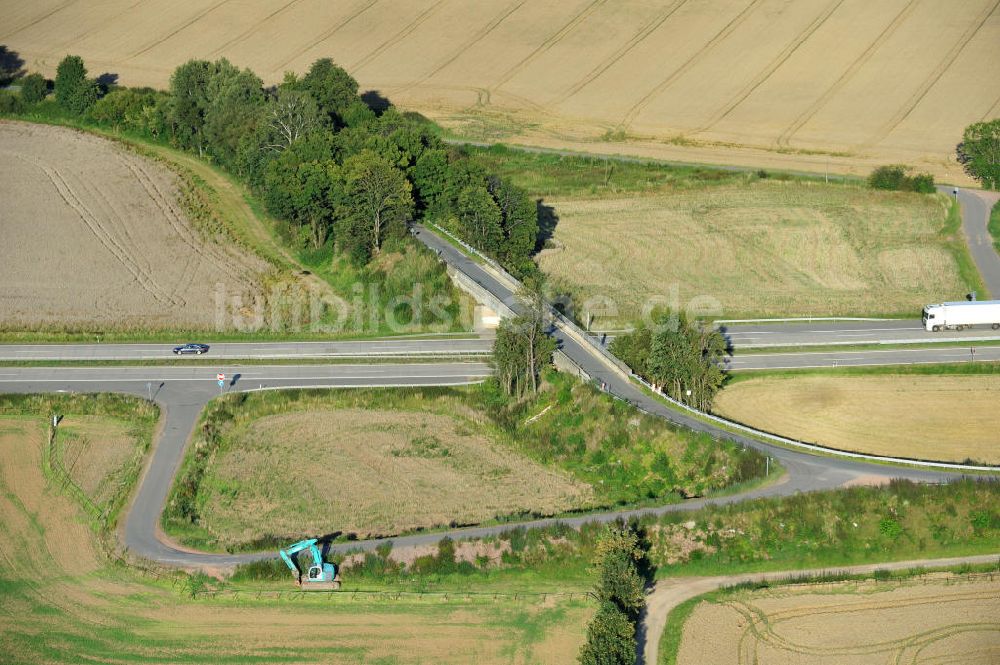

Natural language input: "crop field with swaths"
[0,413,590,664]
[713,373,1000,464]
[2,0,998,181]
[676,575,1000,665]
[539,182,966,321]
[0,121,268,331]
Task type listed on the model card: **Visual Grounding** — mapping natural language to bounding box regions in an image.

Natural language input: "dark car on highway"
[172,343,210,355]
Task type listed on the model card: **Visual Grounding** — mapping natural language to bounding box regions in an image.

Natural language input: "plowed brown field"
[2,0,998,181]
[0,121,267,331]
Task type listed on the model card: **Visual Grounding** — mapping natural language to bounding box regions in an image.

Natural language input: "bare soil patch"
[5,1,998,182]
[678,575,1000,665]
[198,408,593,545]
[0,121,268,331]
[538,183,963,321]
[714,374,1000,464]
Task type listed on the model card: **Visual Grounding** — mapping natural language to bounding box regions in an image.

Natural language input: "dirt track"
[0,121,267,331]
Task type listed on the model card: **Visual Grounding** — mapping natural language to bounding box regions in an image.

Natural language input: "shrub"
[578,602,635,665]
[0,90,23,113]
[868,165,935,193]
[19,73,48,105]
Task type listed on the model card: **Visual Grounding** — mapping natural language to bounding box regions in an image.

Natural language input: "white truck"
[922,300,1000,332]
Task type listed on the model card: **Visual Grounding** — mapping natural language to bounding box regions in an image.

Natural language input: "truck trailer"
[922,300,1000,332]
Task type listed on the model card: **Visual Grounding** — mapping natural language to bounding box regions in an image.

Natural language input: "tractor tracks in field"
[0,0,79,41]
[620,0,764,131]
[395,0,527,96]
[553,0,689,106]
[862,0,1000,150]
[129,0,232,60]
[687,0,846,137]
[774,0,919,149]
[35,158,178,308]
[271,0,379,72]
[208,0,308,58]
[489,0,610,95]
[349,0,447,74]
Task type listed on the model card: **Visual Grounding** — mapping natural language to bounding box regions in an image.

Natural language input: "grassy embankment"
[162,370,771,552]
[0,103,471,341]
[466,145,983,323]
[716,362,1000,465]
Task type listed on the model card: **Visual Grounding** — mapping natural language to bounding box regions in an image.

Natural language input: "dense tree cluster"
[610,311,727,411]
[578,525,648,665]
[10,55,540,272]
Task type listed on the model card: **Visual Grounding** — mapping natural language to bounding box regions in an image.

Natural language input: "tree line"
[2,54,540,273]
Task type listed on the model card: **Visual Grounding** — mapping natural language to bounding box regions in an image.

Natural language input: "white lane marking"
[0,373,492,383]
[729,358,999,371]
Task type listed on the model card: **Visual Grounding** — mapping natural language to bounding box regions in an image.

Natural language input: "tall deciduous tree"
[492,279,556,397]
[343,150,413,257]
[264,88,320,153]
[296,58,359,127]
[957,119,1000,190]
[203,60,265,168]
[457,186,503,255]
[168,59,214,154]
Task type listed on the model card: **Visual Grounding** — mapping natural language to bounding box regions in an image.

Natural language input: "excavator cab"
[279,538,341,590]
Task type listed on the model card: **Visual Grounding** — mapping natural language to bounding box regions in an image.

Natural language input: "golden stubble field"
[2,0,998,181]
[0,414,589,664]
[198,408,594,544]
[538,182,965,321]
[0,121,268,331]
[677,575,1000,665]
[713,373,1000,464]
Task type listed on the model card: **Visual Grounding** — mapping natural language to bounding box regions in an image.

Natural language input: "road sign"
[217,373,225,381]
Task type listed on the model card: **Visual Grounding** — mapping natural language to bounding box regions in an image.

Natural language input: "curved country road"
[639,552,1000,665]
[943,186,1000,297]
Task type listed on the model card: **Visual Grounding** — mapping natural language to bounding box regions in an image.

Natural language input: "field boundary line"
[271,0,379,71]
[691,0,845,135]
[864,0,1000,148]
[553,0,688,105]
[129,0,232,59]
[350,0,447,73]
[621,0,765,129]
[775,0,919,148]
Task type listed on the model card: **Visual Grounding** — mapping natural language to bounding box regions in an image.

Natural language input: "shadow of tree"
[0,45,25,86]
[535,198,559,252]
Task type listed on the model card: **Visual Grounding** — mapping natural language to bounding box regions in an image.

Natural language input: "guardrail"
[418,224,1000,474]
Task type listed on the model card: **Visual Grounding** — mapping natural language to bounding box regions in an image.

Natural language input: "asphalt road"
[0,362,491,567]
[0,338,492,361]
[718,319,1000,349]
[944,185,1000,298]
[727,344,1000,371]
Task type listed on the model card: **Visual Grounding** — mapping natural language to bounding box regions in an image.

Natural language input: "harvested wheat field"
[539,182,966,321]
[714,373,1000,464]
[0,413,590,664]
[197,408,593,545]
[3,1,998,181]
[677,575,1000,665]
[0,121,268,331]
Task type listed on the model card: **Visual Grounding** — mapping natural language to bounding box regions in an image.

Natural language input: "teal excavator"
[279,538,340,590]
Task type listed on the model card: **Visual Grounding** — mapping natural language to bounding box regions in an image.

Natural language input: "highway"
[718,319,1000,349]
[727,344,1000,371]
[0,219,994,571]
[0,338,492,361]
